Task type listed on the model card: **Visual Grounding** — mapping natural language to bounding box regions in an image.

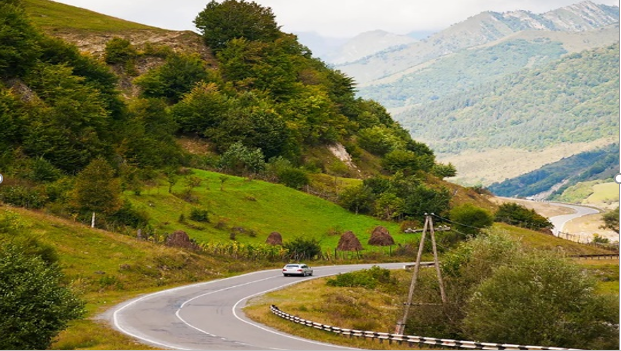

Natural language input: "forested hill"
[1,0,469,230]
[488,143,619,199]
[4,0,442,174]
[396,43,619,156]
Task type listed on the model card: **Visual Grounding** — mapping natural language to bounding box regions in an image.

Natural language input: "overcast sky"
[52,0,619,38]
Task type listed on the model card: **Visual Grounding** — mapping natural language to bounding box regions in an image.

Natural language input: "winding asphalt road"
[547,202,600,235]
[102,262,413,350]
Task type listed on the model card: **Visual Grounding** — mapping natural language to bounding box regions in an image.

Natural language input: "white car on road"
[282,263,313,277]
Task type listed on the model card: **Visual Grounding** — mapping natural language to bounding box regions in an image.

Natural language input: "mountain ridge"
[334,1,619,84]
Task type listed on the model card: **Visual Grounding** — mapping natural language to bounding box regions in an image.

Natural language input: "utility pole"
[396,213,446,335]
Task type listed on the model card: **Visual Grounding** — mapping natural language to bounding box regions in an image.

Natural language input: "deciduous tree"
[463,253,619,349]
[600,206,619,233]
[194,0,281,52]
[449,204,493,236]
[0,244,84,350]
[72,158,122,218]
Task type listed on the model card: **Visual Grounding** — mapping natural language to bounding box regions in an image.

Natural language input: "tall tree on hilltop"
[194,0,281,52]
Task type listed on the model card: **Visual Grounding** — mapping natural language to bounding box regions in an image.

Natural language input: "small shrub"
[592,234,610,244]
[494,203,552,230]
[283,237,321,261]
[189,208,209,222]
[469,184,493,196]
[277,168,309,189]
[142,43,173,58]
[326,266,396,290]
[400,220,422,232]
[108,201,150,229]
[104,37,137,64]
[449,204,494,236]
[0,185,48,209]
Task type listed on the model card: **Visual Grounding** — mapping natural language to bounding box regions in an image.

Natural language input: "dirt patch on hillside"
[564,213,619,243]
[49,29,216,64]
[440,138,617,186]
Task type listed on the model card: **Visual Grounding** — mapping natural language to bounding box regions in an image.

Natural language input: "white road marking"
[112,270,279,350]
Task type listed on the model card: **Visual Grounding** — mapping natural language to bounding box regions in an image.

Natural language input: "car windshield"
[285,264,299,268]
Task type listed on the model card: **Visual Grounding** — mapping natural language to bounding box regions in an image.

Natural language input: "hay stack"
[165,230,199,250]
[265,231,283,245]
[337,230,363,251]
[368,226,395,246]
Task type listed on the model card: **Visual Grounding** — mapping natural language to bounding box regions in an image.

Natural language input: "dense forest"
[396,43,619,155]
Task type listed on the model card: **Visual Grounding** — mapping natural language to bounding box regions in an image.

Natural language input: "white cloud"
[52,0,620,38]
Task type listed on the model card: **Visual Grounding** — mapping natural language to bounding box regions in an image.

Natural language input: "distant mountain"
[336,1,619,84]
[397,43,619,155]
[292,32,348,61]
[332,0,620,193]
[488,143,619,199]
[357,23,619,110]
[296,30,417,65]
[323,30,417,64]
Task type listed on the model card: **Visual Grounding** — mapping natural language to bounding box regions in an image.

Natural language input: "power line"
[431,213,488,231]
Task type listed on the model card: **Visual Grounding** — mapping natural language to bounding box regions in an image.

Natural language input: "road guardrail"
[270,305,579,350]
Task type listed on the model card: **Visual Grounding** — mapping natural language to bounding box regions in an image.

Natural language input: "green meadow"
[128,169,404,252]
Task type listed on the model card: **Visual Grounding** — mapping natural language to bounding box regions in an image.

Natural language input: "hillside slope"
[22,0,212,61]
[3,0,498,240]
[488,143,619,199]
[398,43,618,187]
[357,24,618,109]
[398,43,619,155]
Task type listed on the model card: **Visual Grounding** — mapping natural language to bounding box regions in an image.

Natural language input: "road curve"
[102,262,413,350]
[548,202,600,235]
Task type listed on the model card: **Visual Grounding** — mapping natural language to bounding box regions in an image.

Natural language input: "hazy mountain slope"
[324,30,416,64]
[396,43,619,155]
[293,32,348,60]
[337,1,619,84]
[357,38,568,109]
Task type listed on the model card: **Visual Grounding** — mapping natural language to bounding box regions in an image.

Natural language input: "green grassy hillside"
[556,180,619,209]
[126,169,403,252]
[22,0,162,32]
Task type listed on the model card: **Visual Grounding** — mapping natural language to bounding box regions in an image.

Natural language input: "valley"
[304,1,619,200]
[0,0,618,349]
